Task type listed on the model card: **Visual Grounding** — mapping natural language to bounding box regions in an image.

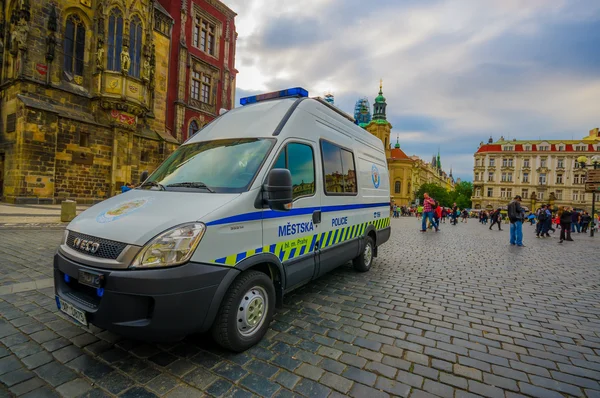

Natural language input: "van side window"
[321,140,357,195]
[273,143,315,200]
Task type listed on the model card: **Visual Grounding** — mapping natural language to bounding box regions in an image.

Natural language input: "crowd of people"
[392,194,599,247]
[498,195,598,246]
[390,199,471,231]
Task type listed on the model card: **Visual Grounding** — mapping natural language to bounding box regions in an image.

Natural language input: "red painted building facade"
[158,0,237,142]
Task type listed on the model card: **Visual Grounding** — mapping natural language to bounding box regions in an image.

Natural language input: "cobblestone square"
[1,218,599,397]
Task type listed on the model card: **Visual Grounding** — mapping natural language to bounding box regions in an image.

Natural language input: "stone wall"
[0,0,180,204]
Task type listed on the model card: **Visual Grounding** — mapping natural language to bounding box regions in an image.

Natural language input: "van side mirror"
[264,168,293,211]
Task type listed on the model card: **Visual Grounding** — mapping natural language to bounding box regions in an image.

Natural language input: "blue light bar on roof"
[240,87,308,106]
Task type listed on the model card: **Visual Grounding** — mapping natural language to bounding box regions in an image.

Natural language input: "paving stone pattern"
[1,218,600,397]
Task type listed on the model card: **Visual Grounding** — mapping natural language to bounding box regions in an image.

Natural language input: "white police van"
[54,87,391,351]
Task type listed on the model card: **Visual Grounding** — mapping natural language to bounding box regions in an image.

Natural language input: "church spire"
[372,79,387,121]
[394,135,400,149]
[437,149,441,170]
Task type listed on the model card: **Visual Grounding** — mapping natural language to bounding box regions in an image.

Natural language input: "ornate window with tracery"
[107,8,124,71]
[64,14,86,79]
[129,16,143,77]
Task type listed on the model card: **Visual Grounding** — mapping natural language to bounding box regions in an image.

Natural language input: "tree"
[415,183,451,207]
[415,181,473,209]
[450,181,473,209]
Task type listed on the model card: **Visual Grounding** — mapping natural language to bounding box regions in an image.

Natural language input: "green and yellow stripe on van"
[213,217,390,267]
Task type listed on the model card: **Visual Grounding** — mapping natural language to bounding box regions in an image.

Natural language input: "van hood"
[68,190,238,246]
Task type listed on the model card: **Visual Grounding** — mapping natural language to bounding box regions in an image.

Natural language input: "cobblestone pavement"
[1,218,599,398]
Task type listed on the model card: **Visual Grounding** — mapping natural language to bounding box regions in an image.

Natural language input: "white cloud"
[222,0,600,181]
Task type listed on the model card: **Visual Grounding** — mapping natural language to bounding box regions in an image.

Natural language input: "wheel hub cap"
[364,244,372,267]
[237,286,268,336]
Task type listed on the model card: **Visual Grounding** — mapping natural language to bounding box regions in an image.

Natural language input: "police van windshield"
[144,138,274,193]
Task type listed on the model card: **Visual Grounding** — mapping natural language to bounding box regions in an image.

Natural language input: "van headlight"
[131,223,206,269]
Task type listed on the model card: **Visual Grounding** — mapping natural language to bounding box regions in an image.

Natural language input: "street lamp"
[577,155,600,237]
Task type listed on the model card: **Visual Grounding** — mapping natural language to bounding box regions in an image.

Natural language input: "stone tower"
[365,80,392,156]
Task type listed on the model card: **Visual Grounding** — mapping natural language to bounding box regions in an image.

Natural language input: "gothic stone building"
[0,0,179,204]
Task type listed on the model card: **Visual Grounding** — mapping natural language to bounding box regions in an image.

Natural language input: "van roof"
[185,97,384,149]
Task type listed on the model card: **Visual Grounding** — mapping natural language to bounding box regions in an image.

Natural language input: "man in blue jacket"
[508,195,525,247]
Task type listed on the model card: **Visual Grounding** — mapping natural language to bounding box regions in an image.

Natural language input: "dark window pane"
[64,20,75,73]
[395,181,401,194]
[321,140,343,194]
[107,16,115,69]
[340,149,357,193]
[287,143,315,199]
[188,121,199,138]
[115,15,123,71]
[75,23,85,76]
[273,150,286,170]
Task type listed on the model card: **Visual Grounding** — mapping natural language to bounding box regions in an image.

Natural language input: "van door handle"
[312,210,321,224]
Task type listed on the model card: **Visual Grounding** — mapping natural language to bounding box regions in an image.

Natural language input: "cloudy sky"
[222,0,600,181]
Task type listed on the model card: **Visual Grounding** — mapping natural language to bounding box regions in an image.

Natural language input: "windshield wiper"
[140,181,166,191]
[166,182,215,193]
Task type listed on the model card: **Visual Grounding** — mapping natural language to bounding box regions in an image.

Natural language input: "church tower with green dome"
[365,80,393,155]
[373,79,388,122]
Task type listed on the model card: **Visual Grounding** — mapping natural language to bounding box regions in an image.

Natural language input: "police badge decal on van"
[96,197,153,223]
[371,164,380,188]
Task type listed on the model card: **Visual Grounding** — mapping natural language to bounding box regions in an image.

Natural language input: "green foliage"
[415,183,451,207]
[415,181,473,209]
[450,181,473,209]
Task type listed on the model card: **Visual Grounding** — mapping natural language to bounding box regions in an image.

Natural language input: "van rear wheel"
[212,270,275,352]
[353,236,374,272]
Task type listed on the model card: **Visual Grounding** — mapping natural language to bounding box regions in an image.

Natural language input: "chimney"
[590,127,599,138]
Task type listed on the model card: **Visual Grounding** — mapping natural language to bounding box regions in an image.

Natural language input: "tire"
[353,235,374,272]
[211,270,275,352]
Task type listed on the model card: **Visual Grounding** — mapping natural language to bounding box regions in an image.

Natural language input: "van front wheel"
[212,270,275,352]
[353,236,374,272]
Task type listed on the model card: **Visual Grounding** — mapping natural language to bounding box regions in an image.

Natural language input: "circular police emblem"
[96,197,153,224]
[371,164,380,188]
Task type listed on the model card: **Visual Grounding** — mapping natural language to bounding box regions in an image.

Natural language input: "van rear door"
[262,140,320,291]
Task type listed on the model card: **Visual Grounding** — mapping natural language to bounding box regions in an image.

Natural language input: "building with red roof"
[471,128,600,211]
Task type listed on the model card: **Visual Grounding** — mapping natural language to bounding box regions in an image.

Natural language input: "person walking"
[451,203,458,225]
[508,195,525,247]
[420,193,439,232]
[571,211,581,233]
[536,206,546,238]
[581,212,591,233]
[541,205,552,237]
[546,208,556,235]
[434,202,443,229]
[558,206,574,243]
[489,208,503,231]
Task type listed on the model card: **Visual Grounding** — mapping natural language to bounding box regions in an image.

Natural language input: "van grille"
[66,231,127,260]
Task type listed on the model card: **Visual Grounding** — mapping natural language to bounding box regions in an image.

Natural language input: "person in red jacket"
[434,202,443,229]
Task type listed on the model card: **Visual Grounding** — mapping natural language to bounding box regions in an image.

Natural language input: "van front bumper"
[54,252,239,341]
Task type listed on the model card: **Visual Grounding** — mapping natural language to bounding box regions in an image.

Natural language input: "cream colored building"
[471,128,600,211]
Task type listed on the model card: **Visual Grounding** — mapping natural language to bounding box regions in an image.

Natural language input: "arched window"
[107,8,123,71]
[188,120,199,138]
[395,181,401,194]
[129,16,143,77]
[64,15,86,77]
